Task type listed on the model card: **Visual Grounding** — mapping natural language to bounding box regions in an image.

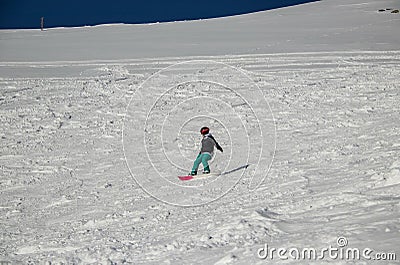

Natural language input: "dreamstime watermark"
[122,60,276,206]
[257,237,397,261]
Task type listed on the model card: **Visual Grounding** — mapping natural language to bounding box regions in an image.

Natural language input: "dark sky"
[0,0,318,29]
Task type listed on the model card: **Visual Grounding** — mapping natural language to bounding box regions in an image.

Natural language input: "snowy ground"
[1,51,399,264]
[1,0,400,264]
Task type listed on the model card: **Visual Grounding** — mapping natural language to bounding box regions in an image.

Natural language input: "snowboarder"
[190,127,223,176]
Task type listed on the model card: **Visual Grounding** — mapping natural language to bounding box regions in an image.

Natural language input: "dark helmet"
[200,126,210,135]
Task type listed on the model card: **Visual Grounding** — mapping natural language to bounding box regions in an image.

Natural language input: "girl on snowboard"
[190,127,223,176]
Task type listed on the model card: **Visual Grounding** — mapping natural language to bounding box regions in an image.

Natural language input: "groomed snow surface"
[1,0,400,264]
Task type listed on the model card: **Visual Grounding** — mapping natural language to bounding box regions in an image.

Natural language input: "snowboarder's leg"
[190,153,202,175]
[201,153,211,173]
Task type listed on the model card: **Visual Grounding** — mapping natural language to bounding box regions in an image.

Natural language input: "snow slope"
[1,0,400,264]
[1,0,400,62]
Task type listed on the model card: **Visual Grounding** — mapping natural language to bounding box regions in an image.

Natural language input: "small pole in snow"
[40,17,44,31]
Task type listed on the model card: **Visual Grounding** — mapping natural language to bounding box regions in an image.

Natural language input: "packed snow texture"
[1,0,400,264]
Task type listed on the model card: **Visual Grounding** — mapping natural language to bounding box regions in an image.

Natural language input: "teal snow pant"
[191,153,211,173]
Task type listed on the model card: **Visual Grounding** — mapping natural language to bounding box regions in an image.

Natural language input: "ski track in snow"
[0,51,399,264]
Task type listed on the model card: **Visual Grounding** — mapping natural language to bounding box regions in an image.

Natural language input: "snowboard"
[178,164,249,181]
[178,172,220,181]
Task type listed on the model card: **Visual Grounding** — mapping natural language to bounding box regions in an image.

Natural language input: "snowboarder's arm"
[209,135,223,152]
[216,142,223,152]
